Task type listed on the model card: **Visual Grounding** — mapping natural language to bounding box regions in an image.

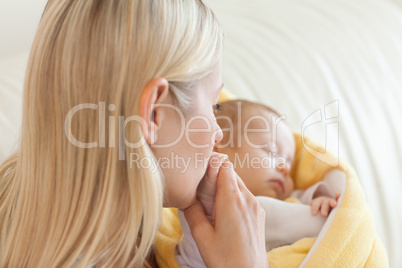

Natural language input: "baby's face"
[217,109,296,200]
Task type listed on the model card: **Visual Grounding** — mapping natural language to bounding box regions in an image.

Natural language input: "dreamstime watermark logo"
[64,100,340,168]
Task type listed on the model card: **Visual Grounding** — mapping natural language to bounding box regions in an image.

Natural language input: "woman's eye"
[213,104,222,113]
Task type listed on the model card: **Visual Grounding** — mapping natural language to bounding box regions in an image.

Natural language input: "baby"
[174,100,341,267]
[214,100,340,215]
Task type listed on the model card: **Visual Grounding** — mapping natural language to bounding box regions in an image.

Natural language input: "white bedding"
[1,0,401,266]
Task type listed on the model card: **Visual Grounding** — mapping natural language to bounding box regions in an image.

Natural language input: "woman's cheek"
[187,117,209,145]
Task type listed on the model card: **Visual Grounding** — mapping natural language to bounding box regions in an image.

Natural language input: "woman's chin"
[163,191,197,210]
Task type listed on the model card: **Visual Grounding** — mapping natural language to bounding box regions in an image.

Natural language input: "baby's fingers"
[197,153,228,217]
[198,153,228,198]
[329,198,338,208]
[320,200,330,216]
[310,199,322,215]
[205,153,228,182]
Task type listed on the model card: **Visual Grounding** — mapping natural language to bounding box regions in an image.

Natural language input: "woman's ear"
[140,78,169,145]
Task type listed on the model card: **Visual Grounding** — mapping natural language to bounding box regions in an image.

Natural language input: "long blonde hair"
[0,1,223,267]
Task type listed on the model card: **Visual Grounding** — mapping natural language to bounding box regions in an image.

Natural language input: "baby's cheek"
[235,170,253,188]
[241,169,265,194]
[285,179,294,197]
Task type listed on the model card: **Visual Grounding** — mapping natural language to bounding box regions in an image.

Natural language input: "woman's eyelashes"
[213,103,222,114]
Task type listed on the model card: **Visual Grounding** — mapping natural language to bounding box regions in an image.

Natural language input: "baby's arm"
[178,195,328,259]
[257,196,327,251]
[175,153,228,267]
[176,209,206,268]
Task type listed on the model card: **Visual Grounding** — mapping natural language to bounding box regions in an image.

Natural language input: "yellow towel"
[267,133,389,267]
[154,208,181,268]
[217,88,236,103]
[154,92,388,267]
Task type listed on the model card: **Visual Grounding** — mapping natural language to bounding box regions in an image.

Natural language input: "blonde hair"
[0,0,223,267]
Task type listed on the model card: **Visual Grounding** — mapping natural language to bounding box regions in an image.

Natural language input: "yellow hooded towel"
[154,90,388,267]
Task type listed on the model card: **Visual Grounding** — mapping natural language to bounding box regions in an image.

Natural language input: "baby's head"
[214,100,296,200]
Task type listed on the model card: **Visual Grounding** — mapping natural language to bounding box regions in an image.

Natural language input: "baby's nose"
[276,161,291,177]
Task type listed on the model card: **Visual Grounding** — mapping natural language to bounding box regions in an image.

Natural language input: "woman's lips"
[268,179,284,194]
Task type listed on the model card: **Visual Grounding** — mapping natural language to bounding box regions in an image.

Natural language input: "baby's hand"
[197,153,228,217]
[310,193,341,216]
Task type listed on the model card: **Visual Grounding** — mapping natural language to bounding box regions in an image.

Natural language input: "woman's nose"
[214,126,223,144]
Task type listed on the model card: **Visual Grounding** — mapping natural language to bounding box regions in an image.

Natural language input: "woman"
[0,0,267,267]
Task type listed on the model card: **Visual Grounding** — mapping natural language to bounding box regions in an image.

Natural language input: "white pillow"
[0,53,26,162]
